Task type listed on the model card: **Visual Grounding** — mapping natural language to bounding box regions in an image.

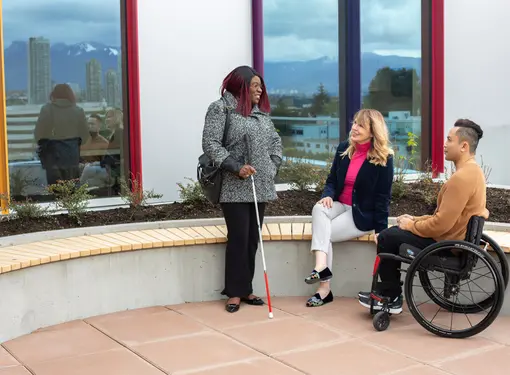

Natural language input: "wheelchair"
[368,216,509,339]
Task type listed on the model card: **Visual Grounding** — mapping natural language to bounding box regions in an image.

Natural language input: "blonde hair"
[105,108,124,129]
[341,109,394,166]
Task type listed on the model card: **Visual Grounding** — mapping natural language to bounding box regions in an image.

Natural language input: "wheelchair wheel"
[405,241,505,339]
[373,311,390,331]
[418,234,508,313]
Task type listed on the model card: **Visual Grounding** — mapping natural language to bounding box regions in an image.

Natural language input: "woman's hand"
[317,197,333,209]
[239,164,256,179]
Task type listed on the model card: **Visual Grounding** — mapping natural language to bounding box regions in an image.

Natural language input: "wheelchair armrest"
[399,243,422,260]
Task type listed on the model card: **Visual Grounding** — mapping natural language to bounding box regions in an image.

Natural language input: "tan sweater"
[407,160,488,241]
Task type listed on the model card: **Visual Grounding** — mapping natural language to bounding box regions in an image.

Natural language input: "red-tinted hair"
[221,66,271,117]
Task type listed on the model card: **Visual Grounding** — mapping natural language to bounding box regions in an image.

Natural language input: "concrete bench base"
[1,238,509,343]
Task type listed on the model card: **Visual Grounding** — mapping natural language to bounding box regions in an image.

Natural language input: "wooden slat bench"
[0,222,508,274]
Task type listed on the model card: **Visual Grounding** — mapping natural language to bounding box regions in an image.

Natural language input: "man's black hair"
[89,113,102,122]
[454,119,483,153]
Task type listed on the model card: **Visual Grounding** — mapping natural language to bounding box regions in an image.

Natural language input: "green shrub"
[47,179,92,225]
[177,177,207,204]
[0,194,50,220]
[278,158,327,191]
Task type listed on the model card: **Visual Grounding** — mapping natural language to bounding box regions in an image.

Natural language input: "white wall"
[138,0,253,202]
[444,0,510,185]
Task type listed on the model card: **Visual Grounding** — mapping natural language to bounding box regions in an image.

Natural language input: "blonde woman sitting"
[305,109,394,307]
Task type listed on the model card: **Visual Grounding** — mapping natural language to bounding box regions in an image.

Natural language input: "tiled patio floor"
[1,297,509,375]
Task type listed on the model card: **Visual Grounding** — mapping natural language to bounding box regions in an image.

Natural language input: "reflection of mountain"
[264,53,421,95]
[4,41,120,91]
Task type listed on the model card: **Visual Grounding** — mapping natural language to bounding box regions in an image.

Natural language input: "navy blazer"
[321,141,394,233]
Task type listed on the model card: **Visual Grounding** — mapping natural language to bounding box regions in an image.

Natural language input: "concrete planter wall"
[0,216,509,343]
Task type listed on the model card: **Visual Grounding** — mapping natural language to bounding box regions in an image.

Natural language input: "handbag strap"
[220,97,231,147]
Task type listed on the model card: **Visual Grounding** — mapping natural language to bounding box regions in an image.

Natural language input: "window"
[2,0,129,202]
[360,0,428,171]
[263,0,339,167]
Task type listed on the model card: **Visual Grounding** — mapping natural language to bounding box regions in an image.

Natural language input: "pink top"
[338,141,371,206]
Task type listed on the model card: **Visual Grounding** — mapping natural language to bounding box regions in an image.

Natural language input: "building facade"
[0,0,507,210]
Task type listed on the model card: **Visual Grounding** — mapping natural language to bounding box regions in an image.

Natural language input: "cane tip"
[268,312,274,319]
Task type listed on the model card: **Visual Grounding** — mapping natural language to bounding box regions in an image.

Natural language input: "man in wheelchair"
[359,119,488,314]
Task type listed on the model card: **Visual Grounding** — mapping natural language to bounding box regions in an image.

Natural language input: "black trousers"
[45,165,80,185]
[376,226,436,298]
[220,202,266,298]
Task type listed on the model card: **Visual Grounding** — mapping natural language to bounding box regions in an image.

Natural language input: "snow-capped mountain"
[4,41,121,91]
[4,40,421,96]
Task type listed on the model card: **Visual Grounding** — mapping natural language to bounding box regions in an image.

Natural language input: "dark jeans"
[376,226,436,298]
[45,166,80,186]
[220,202,266,298]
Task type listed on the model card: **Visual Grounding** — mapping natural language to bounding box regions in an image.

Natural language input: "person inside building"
[80,114,109,188]
[305,109,394,307]
[100,108,124,195]
[201,65,282,313]
[80,114,109,163]
[358,119,487,314]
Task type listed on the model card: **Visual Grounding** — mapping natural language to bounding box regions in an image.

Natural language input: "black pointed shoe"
[304,267,333,284]
[306,291,334,307]
[241,296,264,306]
[225,298,241,313]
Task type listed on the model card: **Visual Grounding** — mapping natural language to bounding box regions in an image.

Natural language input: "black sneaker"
[358,292,403,314]
[358,291,370,299]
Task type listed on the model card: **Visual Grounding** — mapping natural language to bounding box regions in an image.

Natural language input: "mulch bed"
[1,182,509,238]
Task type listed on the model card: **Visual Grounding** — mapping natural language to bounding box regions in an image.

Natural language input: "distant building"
[27,37,51,104]
[86,59,102,102]
[105,69,120,107]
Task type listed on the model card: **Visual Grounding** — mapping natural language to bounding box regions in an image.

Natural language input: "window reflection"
[360,0,423,172]
[263,0,339,171]
[3,1,126,201]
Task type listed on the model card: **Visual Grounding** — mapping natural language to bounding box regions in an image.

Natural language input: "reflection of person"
[305,109,394,307]
[359,119,488,315]
[201,66,282,313]
[80,114,109,188]
[100,108,124,194]
[80,114,109,163]
[34,83,89,185]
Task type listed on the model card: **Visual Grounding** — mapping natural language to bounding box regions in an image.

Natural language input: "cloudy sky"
[2,0,121,46]
[2,0,420,60]
[264,0,421,61]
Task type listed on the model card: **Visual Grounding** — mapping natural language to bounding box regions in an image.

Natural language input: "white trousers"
[311,202,371,270]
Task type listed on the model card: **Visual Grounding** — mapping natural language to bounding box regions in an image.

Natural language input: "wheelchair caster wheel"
[373,311,390,331]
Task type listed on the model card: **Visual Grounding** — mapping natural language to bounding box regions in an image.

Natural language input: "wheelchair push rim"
[404,241,505,339]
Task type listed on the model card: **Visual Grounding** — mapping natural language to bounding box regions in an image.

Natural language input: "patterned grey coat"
[201,91,283,203]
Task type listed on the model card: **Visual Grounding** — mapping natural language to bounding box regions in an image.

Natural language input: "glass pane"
[360,0,422,172]
[3,1,127,201]
[263,0,339,177]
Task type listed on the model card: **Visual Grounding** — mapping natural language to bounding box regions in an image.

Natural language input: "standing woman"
[202,66,283,313]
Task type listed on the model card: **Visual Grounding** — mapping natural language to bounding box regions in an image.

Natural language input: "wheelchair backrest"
[464,215,485,245]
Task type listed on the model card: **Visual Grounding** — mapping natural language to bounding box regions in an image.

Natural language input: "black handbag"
[197,99,231,204]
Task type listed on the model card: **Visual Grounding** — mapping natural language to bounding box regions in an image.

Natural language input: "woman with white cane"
[201,66,282,313]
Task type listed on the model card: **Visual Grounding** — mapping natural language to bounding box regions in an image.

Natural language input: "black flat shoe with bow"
[225,298,241,313]
[241,296,264,306]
